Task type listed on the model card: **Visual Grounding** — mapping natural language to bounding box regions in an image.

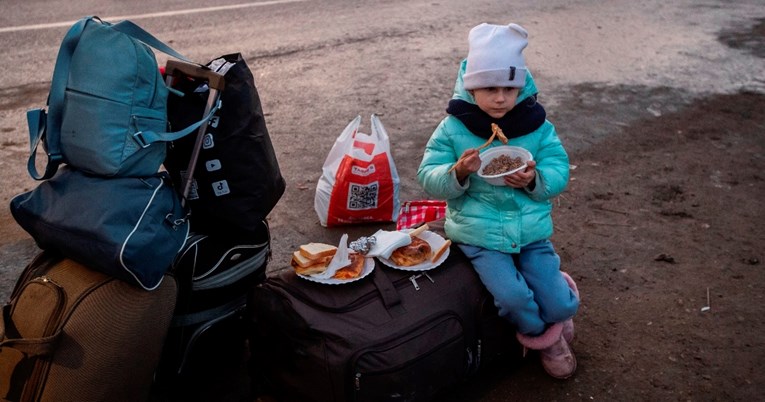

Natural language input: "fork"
[447,123,507,174]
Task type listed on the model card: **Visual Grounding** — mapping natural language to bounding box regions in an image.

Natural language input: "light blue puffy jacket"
[417,60,569,253]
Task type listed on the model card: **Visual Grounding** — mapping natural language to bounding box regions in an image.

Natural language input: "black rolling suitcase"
[248,227,519,402]
[152,57,280,400]
[153,221,271,399]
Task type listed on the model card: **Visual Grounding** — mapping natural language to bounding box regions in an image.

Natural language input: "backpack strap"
[26,108,58,180]
[110,19,189,61]
[109,19,222,149]
[26,16,213,180]
[130,99,221,149]
[25,17,89,180]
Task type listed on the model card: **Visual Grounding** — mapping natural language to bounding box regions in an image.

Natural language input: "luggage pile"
[1,16,284,402]
[1,14,523,402]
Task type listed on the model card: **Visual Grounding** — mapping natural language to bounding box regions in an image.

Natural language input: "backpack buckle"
[132,131,151,148]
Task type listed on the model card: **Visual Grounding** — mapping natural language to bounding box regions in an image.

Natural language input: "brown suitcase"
[0,251,177,402]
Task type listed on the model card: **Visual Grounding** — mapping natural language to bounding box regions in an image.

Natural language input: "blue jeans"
[459,240,579,336]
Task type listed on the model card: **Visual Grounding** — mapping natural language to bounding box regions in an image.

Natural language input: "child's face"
[470,87,521,119]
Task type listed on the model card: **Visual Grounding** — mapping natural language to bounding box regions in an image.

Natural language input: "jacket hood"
[452,58,539,104]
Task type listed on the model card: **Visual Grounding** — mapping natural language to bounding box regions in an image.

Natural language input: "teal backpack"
[26,16,219,180]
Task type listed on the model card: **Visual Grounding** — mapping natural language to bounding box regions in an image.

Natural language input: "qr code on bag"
[348,182,379,210]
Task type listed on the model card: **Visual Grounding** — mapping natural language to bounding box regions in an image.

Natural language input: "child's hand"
[503,160,536,188]
[455,149,481,183]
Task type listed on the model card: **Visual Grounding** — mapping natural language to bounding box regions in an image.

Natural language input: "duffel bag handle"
[0,305,61,357]
[370,265,404,314]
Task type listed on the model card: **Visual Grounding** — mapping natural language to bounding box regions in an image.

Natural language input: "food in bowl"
[482,154,526,176]
[477,146,533,186]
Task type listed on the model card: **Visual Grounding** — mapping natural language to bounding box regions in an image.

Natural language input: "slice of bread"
[293,261,329,276]
[292,251,332,268]
[291,255,331,275]
[431,239,452,263]
[299,242,337,260]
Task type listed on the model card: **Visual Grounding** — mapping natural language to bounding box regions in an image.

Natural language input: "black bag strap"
[370,265,404,315]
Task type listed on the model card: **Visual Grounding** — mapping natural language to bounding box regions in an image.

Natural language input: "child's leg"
[517,240,579,323]
[458,244,546,335]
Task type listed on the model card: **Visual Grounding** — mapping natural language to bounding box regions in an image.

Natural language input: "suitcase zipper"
[24,276,65,339]
[175,300,246,374]
[9,253,58,301]
[192,245,269,290]
[15,275,66,401]
[407,272,434,291]
[191,238,269,280]
[12,259,114,402]
[269,273,417,313]
[66,87,129,105]
[350,311,465,393]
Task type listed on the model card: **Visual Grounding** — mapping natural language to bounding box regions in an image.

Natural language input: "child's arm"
[524,123,570,200]
[417,121,469,200]
[454,148,481,184]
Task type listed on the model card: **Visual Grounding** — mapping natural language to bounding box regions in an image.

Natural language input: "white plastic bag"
[314,114,401,227]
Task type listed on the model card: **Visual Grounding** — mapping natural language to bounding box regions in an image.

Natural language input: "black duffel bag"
[247,230,520,402]
[165,53,285,239]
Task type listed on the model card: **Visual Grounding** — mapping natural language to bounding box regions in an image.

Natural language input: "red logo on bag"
[353,140,375,155]
[327,152,394,226]
[351,164,376,176]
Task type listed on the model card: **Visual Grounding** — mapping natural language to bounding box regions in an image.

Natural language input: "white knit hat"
[463,23,529,90]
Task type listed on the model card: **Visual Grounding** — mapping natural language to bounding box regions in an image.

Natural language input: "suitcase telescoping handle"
[165,60,226,91]
[164,60,225,205]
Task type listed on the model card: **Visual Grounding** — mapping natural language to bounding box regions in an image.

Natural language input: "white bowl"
[477,146,533,186]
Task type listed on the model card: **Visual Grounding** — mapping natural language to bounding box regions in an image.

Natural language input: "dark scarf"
[446,95,546,140]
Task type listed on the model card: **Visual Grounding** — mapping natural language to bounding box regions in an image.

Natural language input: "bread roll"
[390,237,432,267]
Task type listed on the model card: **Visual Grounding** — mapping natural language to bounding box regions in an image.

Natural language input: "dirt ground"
[442,89,765,401]
[1,10,764,402]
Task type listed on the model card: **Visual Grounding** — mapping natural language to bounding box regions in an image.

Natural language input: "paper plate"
[297,257,375,285]
[377,230,450,271]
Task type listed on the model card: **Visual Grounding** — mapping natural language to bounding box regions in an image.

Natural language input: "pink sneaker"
[540,334,577,379]
[516,323,577,379]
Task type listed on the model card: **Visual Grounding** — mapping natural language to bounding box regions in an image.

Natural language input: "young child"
[417,22,580,379]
